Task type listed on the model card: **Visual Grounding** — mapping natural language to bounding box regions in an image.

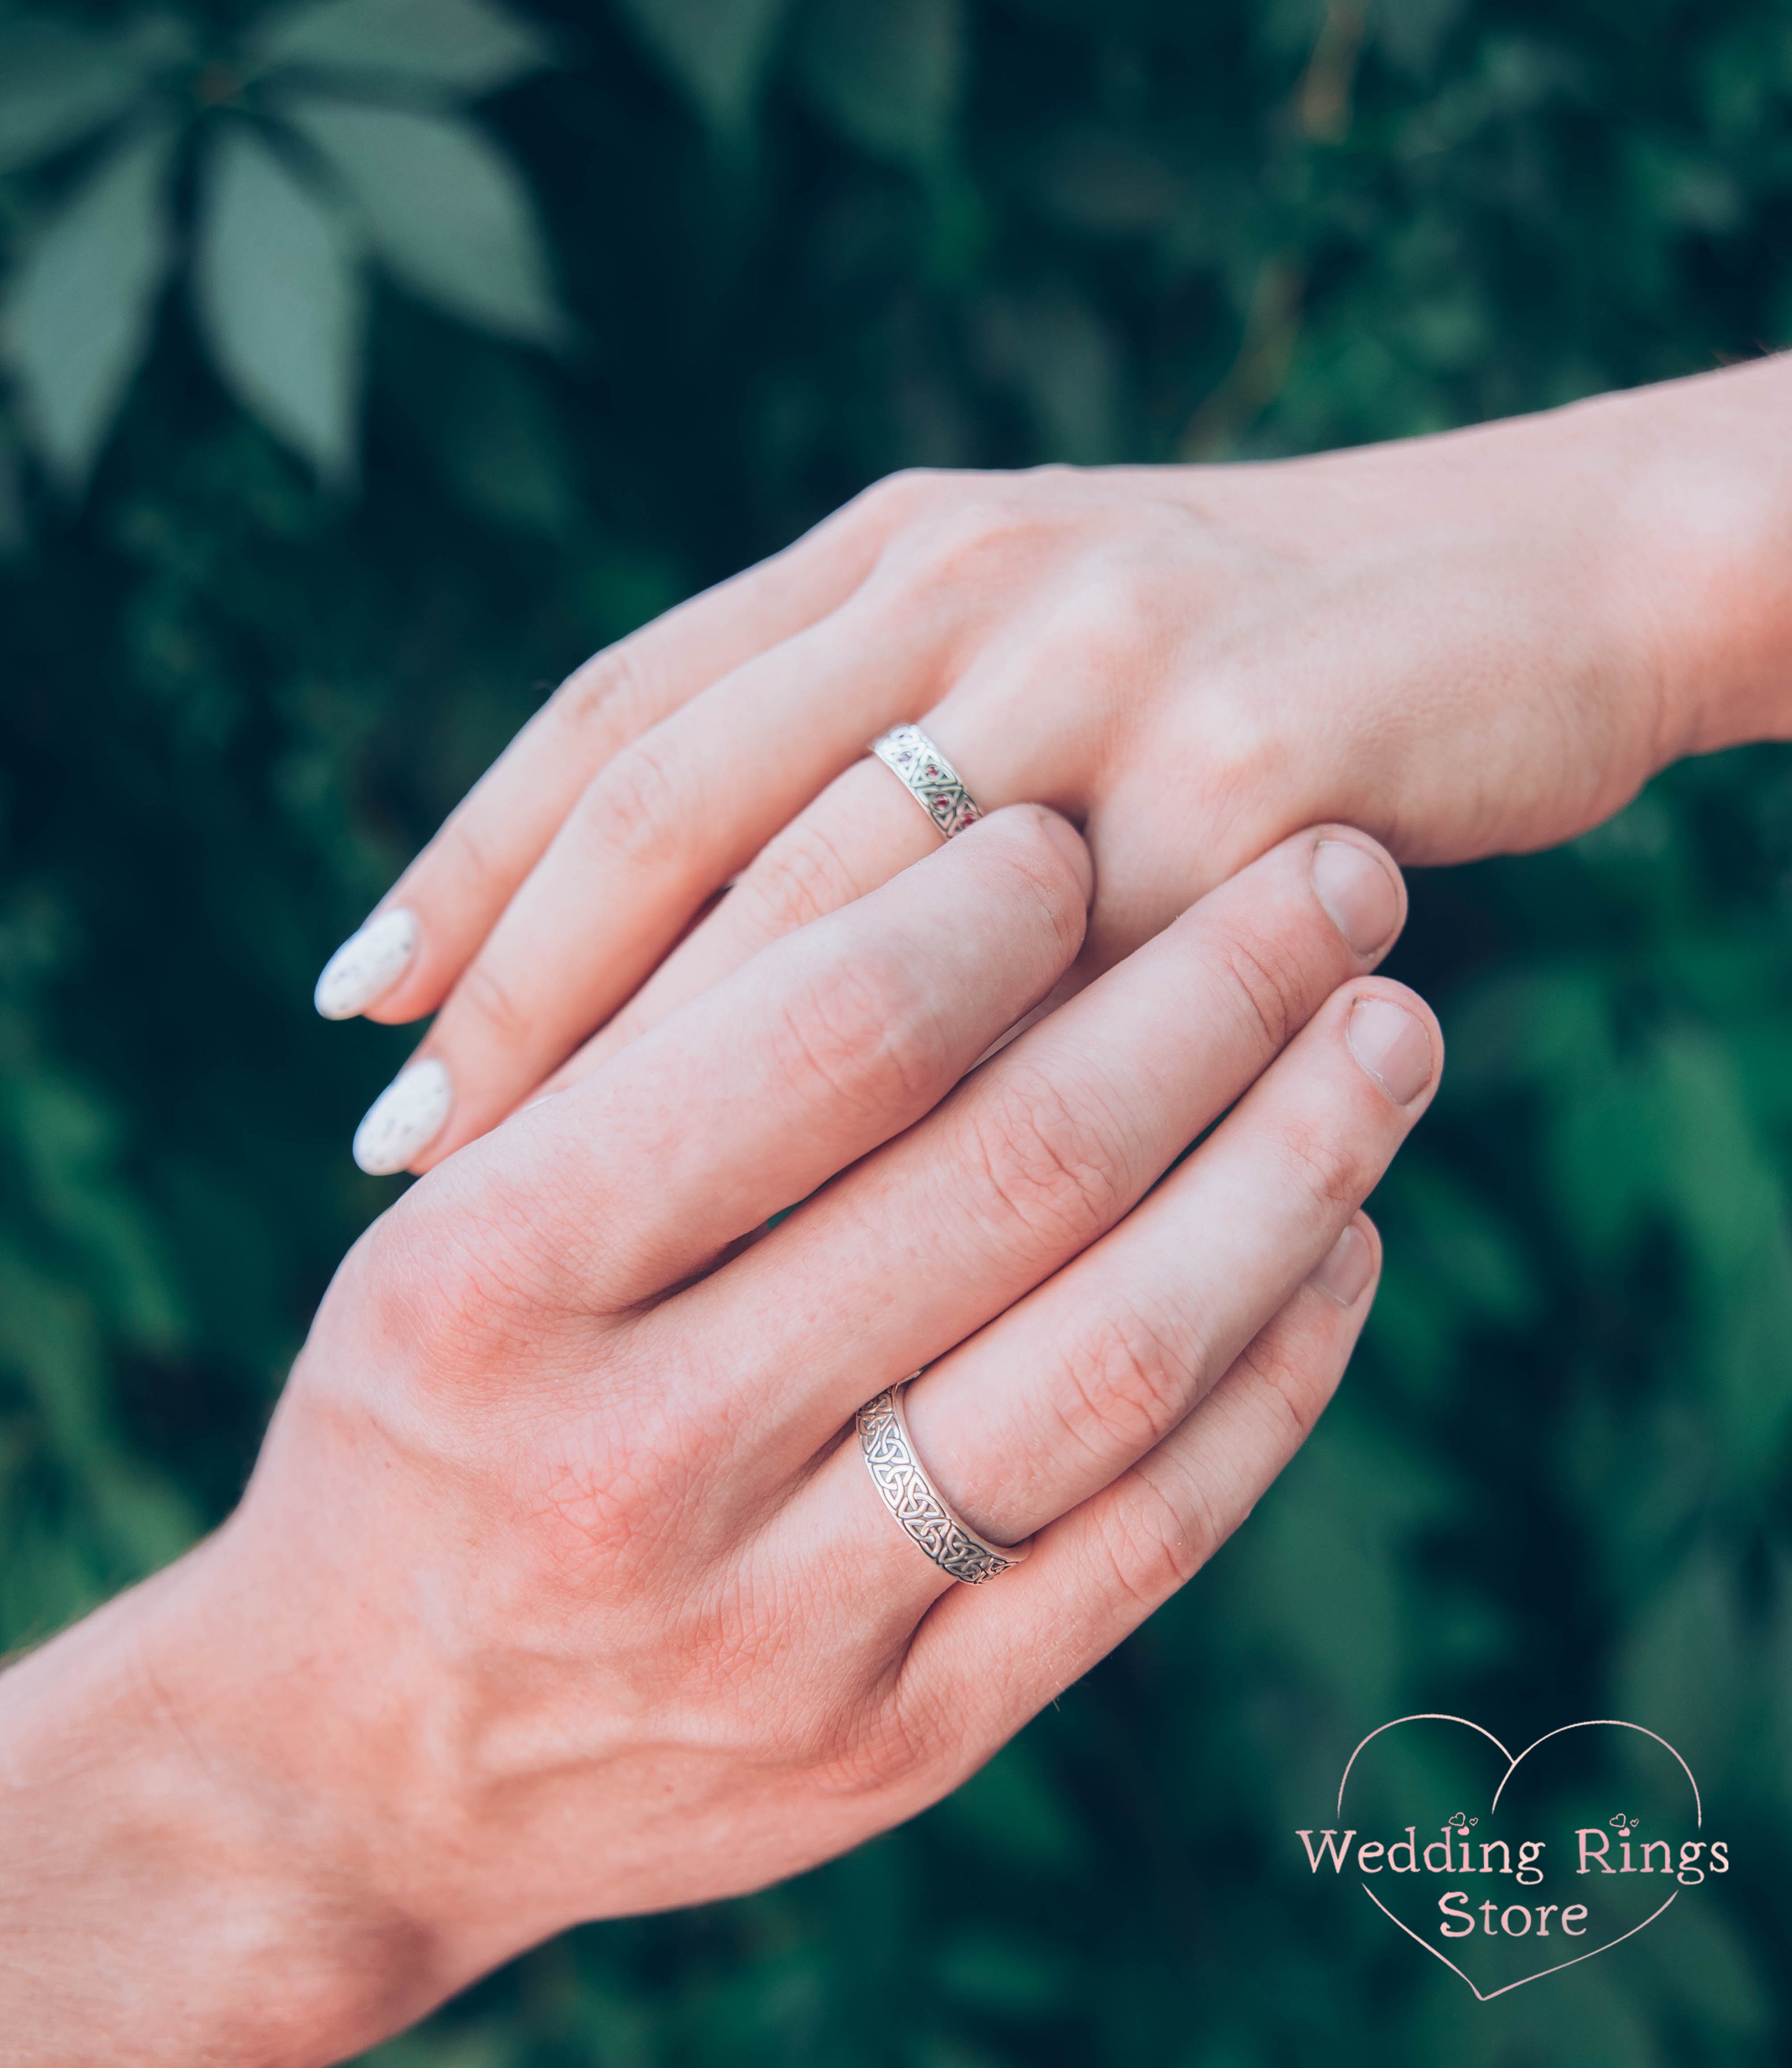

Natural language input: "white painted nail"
[314,908,419,1020]
[353,1060,452,1175]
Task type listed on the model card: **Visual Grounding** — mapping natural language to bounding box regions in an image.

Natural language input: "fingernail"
[1309,1223,1375,1307]
[353,1059,452,1175]
[1313,840,1400,959]
[1347,997,1434,1105]
[314,908,419,1020]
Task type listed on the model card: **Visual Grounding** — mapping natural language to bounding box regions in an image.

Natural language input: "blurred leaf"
[1387,1163,1538,1326]
[933,1932,1071,2015]
[1446,967,1612,1092]
[0,17,163,174]
[0,120,176,492]
[0,420,23,553]
[1613,1542,1750,1788]
[249,0,555,98]
[1633,1888,1771,2039]
[0,1256,199,1596]
[794,0,963,169]
[930,1737,1087,1871]
[1028,123,1194,238]
[7,1071,186,1349]
[192,127,364,482]
[613,0,793,134]
[280,99,566,345]
[383,330,578,534]
[974,283,1121,463]
[1227,1408,1449,1715]
[1408,1949,1670,2068]
[357,2025,523,2068]
[1373,0,1466,79]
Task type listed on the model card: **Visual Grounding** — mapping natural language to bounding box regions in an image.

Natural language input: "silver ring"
[857,1381,1029,1584]
[869,725,984,841]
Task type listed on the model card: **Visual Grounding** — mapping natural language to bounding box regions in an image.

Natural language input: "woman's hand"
[4,813,1436,2064]
[317,356,1792,1175]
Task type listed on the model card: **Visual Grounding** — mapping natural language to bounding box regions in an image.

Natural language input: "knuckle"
[1099,1470,1209,1612]
[934,492,1028,559]
[1210,920,1315,1057]
[580,737,690,872]
[553,640,657,751]
[858,466,945,530]
[1235,1318,1345,1447]
[736,817,862,943]
[429,807,503,905]
[894,491,1048,591]
[1272,1112,1369,1219]
[1061,557,1162,654]
[1053,1300,1206,1462]
[361,1182,551,1383]
[454,955,535,1053]
[963,1068,1124,1253]
[766,951,950,1122]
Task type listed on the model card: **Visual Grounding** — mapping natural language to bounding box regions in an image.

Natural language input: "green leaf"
[0,121,176,493]
[613,0,793,134]
[0,19,161,174]
[249,0,554,98]
[279,98,566,345]
[794,0,962,169]
[192,127,364,483]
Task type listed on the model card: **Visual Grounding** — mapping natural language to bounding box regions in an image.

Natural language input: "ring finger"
[793,969,1434,1629]
[901,981,1430,1545]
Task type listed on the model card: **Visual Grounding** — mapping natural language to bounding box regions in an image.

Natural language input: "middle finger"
[651,824,1408,1468]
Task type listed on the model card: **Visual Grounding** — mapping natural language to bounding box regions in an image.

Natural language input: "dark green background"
[4,0,1791,2060]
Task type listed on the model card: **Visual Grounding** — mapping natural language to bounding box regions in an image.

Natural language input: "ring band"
[870,725,984,841]
[857,1381,1029,1584]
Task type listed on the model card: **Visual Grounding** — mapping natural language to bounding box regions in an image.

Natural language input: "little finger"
[904,1214,1382,1743]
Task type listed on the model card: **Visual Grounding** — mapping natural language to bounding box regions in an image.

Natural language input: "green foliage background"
[4,0,1792,2059]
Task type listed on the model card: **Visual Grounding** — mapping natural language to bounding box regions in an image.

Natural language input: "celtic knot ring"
[869,724,984,840]
[856,1382,1030,1584]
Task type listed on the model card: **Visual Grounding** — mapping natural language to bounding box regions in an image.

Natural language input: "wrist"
[1572,354,1792,767]
[0,1537,447,2066]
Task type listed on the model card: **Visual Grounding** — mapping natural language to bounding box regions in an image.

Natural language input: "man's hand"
[0,811,1438,2065]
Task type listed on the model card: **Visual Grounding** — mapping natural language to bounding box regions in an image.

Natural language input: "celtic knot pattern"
[870,725,984,840]
[856,1385,1027,1585]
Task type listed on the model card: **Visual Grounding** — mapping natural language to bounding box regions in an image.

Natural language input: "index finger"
[446,805,1092,1313]
[312,487,905,1031]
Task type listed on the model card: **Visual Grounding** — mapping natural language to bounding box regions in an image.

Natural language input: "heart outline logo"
[1336,1714,1703,2002]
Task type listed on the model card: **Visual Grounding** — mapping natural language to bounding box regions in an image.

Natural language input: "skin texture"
[330,354,1792,1172]
[0,813,1437,2065]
